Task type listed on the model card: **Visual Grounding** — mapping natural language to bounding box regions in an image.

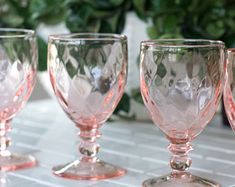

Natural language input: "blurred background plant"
[1,0,235,117]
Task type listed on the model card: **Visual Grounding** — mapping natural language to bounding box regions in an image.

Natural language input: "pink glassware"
[140,39,224,187]
[48,33,128,180]
[0,28,37,171]
[224,49,235,131]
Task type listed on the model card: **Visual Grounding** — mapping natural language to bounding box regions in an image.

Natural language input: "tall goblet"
[48,33,127,180]
[0,28,37,170]
[140,39,224,187]
[224,49,235,131]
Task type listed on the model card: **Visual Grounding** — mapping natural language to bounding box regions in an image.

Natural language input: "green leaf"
[131,88,143,104]
[85,0,124,9]
[132,0,147,20]
[147,26,158,39]
[40,9,68,25]
[114,93,130,114]
[29,0,69,25]
[116,9,126,33]
[91,10,115,18]
[159,33,182,39]
[66,14,88,32]
[162,15,179,33]
[38,37,47,71]
[225,18,235,32]
[99,9,123,33]
[110,0,124,6]
[1,14,24,27]
[206,21,225,38]
[66,4,94,32]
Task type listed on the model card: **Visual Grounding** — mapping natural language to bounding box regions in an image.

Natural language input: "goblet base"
[0,153,36,171]
[143,172,220,187]
[52,159,126,180]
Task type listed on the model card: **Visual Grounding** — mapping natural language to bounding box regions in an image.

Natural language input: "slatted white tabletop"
[3,99,235,187]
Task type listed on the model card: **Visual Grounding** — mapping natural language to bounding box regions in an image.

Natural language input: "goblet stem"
[168,141,193,175]
[52,126,126,180]
[78,128,101,163]
[0,121,11,157]
[0,120,36,171]
[143,141,220,186]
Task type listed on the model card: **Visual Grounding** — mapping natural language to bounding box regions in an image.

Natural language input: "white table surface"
[3,99,235,187]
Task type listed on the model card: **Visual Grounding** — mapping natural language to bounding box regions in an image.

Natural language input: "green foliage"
[65,0,131,33]
[144,0,235,42]
[2,0,235,64]
[29,0,69,25]
[1,0,235,117]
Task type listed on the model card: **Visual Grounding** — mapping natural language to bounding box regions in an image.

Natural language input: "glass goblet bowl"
[140,39,225,187]
[0,28,37,171]
[48,33,128,180]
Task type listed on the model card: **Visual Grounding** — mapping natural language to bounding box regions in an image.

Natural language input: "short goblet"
[48,33,127,180]
[140,39,224,187]
[224,49,235,131]
[0,28,37,171]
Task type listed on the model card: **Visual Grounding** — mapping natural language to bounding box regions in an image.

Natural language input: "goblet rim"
[0,28,35,38]
[141,38,224,48]
[48,33,127,42]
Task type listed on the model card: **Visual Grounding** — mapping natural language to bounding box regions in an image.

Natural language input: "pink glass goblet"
[48,33,128,180]
[0,28,37,171]
[140,39,224,187]
[224,49,235,131]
